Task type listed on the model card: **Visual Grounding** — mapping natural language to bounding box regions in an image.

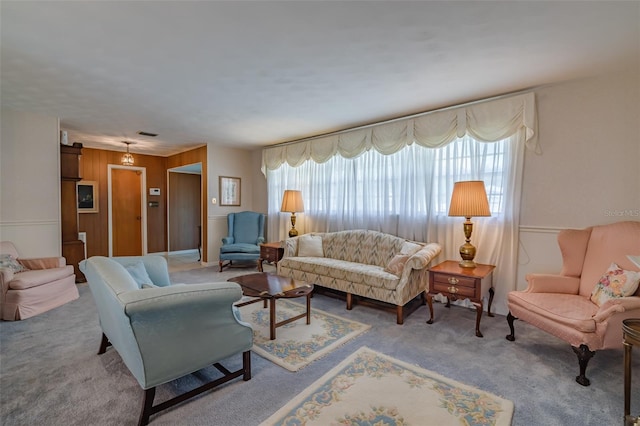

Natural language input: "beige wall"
[206,145,265,263]
[516,69,640,298]
[0,109,62,257]
[521,69,639,228]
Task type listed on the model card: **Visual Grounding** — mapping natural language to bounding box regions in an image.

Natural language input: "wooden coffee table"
[228,273,314,340]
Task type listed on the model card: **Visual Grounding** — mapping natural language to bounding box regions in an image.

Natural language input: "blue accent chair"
[219,211,265,272]
[79,255,253,425]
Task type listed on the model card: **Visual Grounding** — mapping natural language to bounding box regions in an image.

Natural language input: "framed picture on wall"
[77,181,99,213]
[219,176,241,206]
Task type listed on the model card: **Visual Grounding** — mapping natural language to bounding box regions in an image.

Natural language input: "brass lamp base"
[458,218,477,268]
[288,212,298,238]
[459,242,477,268]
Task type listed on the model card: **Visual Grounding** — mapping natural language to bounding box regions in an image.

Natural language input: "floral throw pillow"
[0,254,27,273]
[590,262,640,306]
[384,254,410,277]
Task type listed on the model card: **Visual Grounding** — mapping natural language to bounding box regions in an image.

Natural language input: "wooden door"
[168,172,201,251]
[112,168,142,256]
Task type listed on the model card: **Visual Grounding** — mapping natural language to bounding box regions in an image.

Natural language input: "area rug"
[237,299,370,372]
[261,346,514,426]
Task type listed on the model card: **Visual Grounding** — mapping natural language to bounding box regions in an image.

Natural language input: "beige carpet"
[237,299,370,372]
[261,346,514,426]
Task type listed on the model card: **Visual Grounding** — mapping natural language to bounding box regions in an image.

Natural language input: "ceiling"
[2,1,638,157]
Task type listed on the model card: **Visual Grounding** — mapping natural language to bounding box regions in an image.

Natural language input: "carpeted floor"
[1,263,638,425]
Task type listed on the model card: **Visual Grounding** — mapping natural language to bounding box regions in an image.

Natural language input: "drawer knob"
[448,285,459,294]
[448,277,459,285]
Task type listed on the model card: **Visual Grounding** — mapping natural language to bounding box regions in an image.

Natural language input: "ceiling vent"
[137,131,158,137]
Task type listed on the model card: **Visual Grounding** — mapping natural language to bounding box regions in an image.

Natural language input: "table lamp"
[448,181,491,268]
[281,190,304,237]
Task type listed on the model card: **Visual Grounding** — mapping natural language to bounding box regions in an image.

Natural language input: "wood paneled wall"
[78,148,168,257]
[76,145,207,260]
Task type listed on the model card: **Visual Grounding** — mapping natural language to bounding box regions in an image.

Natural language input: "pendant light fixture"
[121,141,134,166]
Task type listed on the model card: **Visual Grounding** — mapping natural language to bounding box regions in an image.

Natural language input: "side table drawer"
[432,273,476,288]
[432,281,476,298]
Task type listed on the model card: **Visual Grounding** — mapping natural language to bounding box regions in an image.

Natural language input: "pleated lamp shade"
[280,190,304,213]
[448,181,491,217]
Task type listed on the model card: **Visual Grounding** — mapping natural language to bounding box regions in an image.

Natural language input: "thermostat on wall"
[149,188,160,196]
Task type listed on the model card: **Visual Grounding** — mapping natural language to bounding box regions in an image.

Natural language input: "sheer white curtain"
[267,130,525,312]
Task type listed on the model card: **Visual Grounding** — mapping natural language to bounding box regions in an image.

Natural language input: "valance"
[262,92,536,173]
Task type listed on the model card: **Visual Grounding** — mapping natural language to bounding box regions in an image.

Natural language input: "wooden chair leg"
[243,351,252,381]
[98,333,111,355]
[506,312,517,341]
[134,351,251,425]
[138,387,155,426]
[573,344,595,386]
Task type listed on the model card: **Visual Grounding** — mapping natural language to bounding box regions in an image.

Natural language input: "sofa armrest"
[523,274,580,294]
[399,243,442,285]
[19,257,66,270]
[593,296,640,323]
[0,268,14,298]
[405,243,442,271]
[119,282,243,308]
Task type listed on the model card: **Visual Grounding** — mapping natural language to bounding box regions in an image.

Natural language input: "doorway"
[167,163,202,264]
[108,165,147,256]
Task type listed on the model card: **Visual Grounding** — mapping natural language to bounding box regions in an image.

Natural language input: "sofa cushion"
[321,230,406,267]
[590,262,640,306]
[508,292,599,333]
[124,261,154,289]
[279,257,399,290]
[9,266,74,290]
[384,254,410,276]
[220,243,259,254]
[298,234,324,257]
[0,254,27,273]
[400,241,422,256]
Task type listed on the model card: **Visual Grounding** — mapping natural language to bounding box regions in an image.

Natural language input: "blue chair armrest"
[222,236,235,245]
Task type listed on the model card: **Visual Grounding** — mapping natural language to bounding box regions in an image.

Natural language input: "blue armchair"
[219,211,265,271]
[79,255,253,425]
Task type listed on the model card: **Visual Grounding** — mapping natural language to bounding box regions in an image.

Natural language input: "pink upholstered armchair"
[0,241,78,320]
[506,221,640,386]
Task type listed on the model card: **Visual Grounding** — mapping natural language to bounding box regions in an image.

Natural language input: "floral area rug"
[237,299,370,372]
[261,346,514,426]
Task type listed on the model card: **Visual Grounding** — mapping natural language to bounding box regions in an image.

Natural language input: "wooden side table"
[426,260,496,337]
[258,241,284,272]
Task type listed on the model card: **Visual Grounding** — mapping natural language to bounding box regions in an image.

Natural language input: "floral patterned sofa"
[277,229,441,324]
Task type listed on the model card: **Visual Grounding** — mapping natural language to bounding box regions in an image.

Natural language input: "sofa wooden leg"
[572,344,595,386]
[138,387,155,426]
[98,333,111,355]
[506,312,517,341]
[243,351,252,381]
[346,293,353,310]
[396,305,404,324]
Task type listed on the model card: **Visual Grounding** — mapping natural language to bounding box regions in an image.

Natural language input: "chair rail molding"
[0,220,61,257]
